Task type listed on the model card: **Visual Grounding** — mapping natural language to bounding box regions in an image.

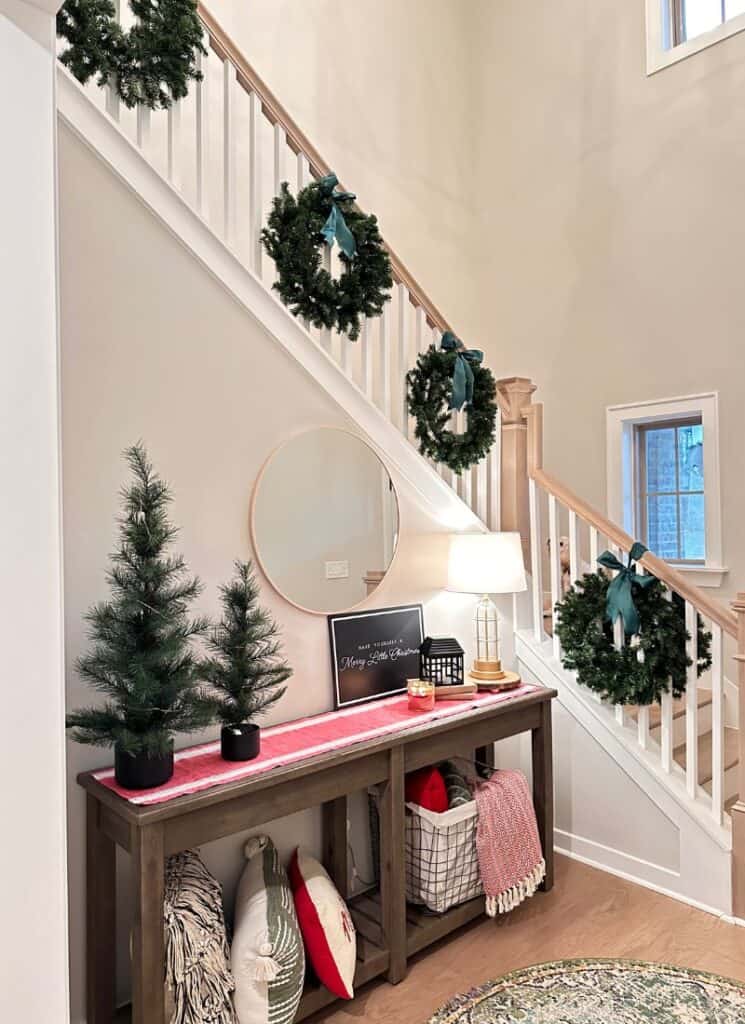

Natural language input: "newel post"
[731,593,745,917]
[495,377,538,560]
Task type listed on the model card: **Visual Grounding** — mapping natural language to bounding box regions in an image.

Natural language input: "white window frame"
[606,393,726,587]
[646,0,745,75]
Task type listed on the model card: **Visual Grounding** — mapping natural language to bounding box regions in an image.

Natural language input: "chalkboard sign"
[328,604,425,709]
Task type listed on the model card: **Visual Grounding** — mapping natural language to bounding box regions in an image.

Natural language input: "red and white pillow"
[288,848,356,1000]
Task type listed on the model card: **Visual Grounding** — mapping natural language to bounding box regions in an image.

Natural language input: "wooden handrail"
[197,3,451,333]
[525,404,737,638]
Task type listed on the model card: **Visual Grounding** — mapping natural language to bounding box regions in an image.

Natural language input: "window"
[646,0,745,74]
[635,418,705,562]
[606,394,726,587]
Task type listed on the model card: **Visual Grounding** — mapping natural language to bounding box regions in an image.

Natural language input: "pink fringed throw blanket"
[474,769,546,917]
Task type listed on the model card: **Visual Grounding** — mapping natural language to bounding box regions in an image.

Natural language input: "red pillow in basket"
[288,848,357,1000]
[404,766,448,812]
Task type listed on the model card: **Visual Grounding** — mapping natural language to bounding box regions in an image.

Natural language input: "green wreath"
[406,333,498,473]
[57,0,206,110]
[261,175,393,341]
[555,565,712,706]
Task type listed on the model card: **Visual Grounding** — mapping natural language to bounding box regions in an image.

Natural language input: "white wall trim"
[556,839,731,922]
[606,392,726,587]
[646,0,745,75]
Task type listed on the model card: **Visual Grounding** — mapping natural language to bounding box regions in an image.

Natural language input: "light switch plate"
[325,559,350,580]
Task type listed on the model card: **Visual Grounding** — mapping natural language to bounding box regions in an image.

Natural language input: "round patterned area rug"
[428,959,745,1023]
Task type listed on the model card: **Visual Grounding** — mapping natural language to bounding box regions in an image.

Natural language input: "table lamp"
[447,532,527,683]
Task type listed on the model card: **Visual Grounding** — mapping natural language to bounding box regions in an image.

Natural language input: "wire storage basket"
[369,781,483,914]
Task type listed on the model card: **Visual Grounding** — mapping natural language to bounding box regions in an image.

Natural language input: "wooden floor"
[310,855,745,1024]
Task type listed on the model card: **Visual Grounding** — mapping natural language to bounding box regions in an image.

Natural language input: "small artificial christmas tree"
[202,561,291,761]
[66,444,215,788]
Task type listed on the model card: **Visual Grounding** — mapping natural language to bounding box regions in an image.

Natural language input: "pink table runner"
[94,684,539,806]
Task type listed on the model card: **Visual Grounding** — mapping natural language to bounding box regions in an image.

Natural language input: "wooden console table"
[79,685,556,1023]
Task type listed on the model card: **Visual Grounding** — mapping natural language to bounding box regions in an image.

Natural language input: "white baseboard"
[555,835,729,922]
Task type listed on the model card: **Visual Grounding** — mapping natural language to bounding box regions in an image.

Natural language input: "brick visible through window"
[635,418,705,563]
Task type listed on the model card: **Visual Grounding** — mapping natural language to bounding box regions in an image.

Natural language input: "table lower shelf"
[296,888,486,1020]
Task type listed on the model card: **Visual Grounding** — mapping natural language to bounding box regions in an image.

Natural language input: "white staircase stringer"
[515,629,733,916]
[56,68,483,535]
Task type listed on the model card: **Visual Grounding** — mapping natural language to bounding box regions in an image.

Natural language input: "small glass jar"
[407,678,435,712]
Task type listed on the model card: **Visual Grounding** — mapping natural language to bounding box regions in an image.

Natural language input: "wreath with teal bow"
[261,174,393,341]
[57,0,205,109]
[555,543,712,705]
[406,333,498,473]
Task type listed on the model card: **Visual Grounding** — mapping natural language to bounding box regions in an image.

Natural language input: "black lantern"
[419,636,465,687]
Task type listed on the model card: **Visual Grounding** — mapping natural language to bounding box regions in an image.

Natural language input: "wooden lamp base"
[467,660,521,692]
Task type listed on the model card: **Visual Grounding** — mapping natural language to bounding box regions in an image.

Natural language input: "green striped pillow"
[231,836,305,1024]
[440,760,473,808]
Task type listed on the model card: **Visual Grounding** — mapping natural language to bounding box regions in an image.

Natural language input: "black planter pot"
[221,723,260,762]
[114,745,174,789]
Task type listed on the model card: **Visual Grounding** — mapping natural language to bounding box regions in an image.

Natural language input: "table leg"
[531,700,554,891]
[87,795,117,1023]
[131,822,166,1024]
[380,746,406,984]
[322,796,349,898]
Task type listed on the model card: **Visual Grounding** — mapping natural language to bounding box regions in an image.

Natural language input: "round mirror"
[251,428,400,614]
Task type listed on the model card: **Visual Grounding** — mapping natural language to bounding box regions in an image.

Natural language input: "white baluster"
[136,106,151,152]
[685,600,699,799]
[195,49,209,219]
[273,123,286,196]
[380,305,390,419]
[590,526,599,568]
[548,494,561,660]
[105,0,120,122]
[249,91,263,275]
[637,704,650,750]
[296,151,310,192]
[489,442,500,530]
[660,586,674,773]
[415,306,427,356]
[476,458,488,523]
[529,479,544,642]
[462,464,472,510]
[568,509,579,585]
[361,317,372,399]
[320,243,332,354]
[710,623,724,824]
[223,60,237,245]
[296,154,311,332]
[398,284,409,436]
[635,565,650,749]
[340,335,351,377]
[610,545,625,724]
[167,101,181,188]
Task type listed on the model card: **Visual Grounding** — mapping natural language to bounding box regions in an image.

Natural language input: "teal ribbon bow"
[441,332,484,411]
[318,173,357,258]
[597,542,655,637]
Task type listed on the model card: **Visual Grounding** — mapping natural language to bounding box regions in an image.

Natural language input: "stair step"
[674,727,739,787]
[629,689,712,731]
[726,793,739,814]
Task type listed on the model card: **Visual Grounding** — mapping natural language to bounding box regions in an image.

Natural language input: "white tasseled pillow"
[231,836,305,1024]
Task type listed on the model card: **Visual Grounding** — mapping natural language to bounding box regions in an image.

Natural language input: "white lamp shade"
[447,532,527,595]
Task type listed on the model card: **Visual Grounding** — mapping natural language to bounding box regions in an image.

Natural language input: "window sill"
[647,8,745,76]
[667,564,728,589]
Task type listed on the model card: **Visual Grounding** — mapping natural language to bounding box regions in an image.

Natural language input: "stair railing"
[69,2,500,530]
[497,379,740,839]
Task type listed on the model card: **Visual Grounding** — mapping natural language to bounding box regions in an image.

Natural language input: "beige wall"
[58,124,476,1020]
[467,0,745,599]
